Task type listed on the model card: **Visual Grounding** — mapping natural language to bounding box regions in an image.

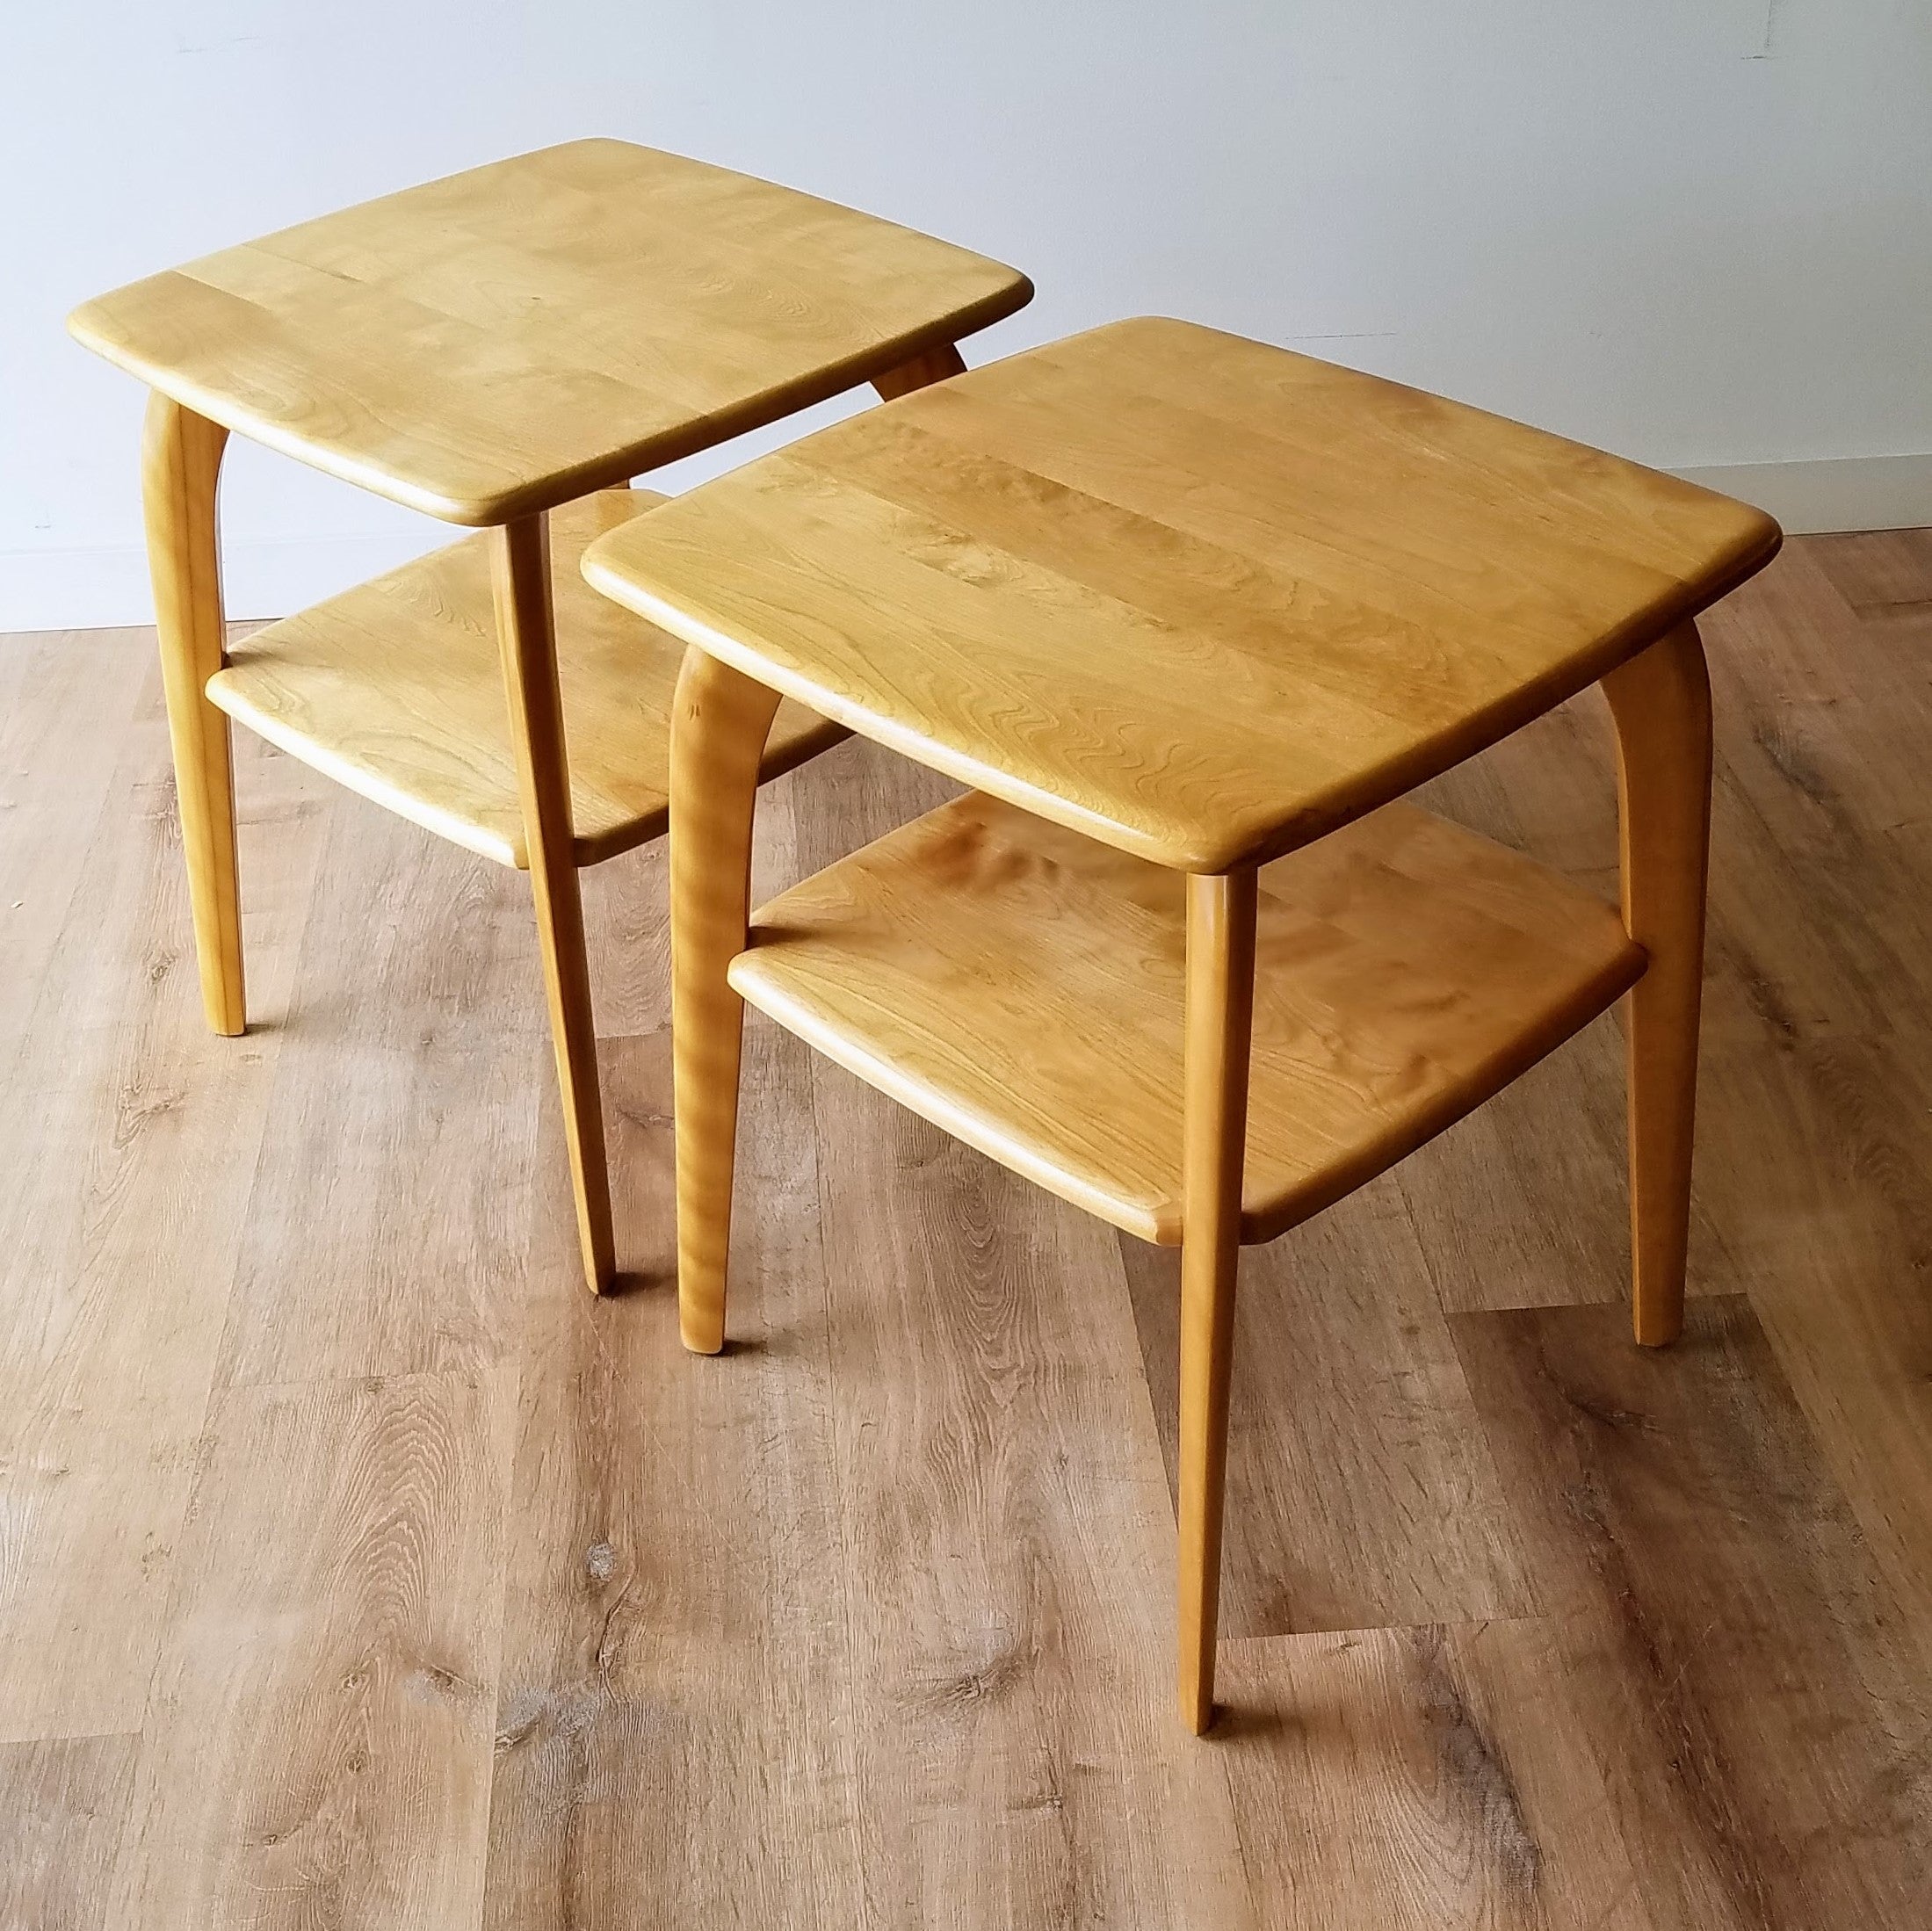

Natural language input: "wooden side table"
[68,139,1031,1292]
[584,318,1782,1732]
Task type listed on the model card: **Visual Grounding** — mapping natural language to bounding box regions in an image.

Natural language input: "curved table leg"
[494,511,615,1294]
[666,340,967,1350]
[669,650,781,1354]
[1176,868,1257,1733]
[1602,621,1713,1349]
[142,393,244,1036]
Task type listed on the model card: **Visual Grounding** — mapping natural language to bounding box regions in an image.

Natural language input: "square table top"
[582,316,1781,873]
[68,139,1032,527]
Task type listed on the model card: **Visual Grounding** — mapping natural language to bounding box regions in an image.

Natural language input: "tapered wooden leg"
[141,393,244,1036]
[669,650,782,1354]
[1176,868,1257,1734]
[871,341,966,401]
[1601,622,1712,1349]
[492,513,614,1295]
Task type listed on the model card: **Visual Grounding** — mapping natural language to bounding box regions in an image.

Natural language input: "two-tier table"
[581,317,1783,1730]
[67,139,1032,1291]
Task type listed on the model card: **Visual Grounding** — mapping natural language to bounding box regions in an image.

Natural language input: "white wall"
[4,1,1928,631]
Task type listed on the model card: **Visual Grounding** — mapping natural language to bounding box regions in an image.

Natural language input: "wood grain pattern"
[1391,697,1641,1314]
[1212,1620,1648,1930]
[0,1733,140,1931]
[483,906,879,1922]
[141,394,244,1033]
[0,627,149,1064]
[1450,1296,1932,1930]
[208,489,846,869]
[1176,870,1256,1732]
[584,316,1779,872]
[70,140,1031,524]
[1676,538,1932,1623]
[206,799,545,1391]
[1119,1189,1539,1638]
[0,665,328,1743]
[668,649,781,1352]
[730,791,1643,1245]
[1806,526,1932,628]
[112,1367,517,1930]
[801,1058,1262,1927]
[1705,1028,1932,1619]
[491,511,613,1293]
[1601,624,1713,1346]
[488,1014,1260,1927]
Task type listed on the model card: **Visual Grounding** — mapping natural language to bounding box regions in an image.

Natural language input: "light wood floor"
[4,530,1931,1929]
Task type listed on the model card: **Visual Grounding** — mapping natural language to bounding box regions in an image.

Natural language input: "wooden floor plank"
[1450,1295,1932,1930]
[0,667,328,1743]
[485,1013,886,1927]
[1695,1026,1932,1617]
[484,754,895,1927]
[1805,526,1932,626]
[0,1732,140,1931]
[1701,547,1932,1022]
[1213,1621,1652,1931]
[1121,1177,1539,1637]
[806,1067,1256,1929]
[1685,554,1932,1619]
[111,1365,517,1931]
[0,629,148,1060]
[576,837,670,1038]
[209,794,547,1389]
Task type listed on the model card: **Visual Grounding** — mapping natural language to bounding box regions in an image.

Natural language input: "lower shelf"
[731,792,1644,1244]
[208,489,844,869]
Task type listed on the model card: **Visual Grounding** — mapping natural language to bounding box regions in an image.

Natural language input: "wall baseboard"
[1670,452,1932,537]
[4,452,1928,633]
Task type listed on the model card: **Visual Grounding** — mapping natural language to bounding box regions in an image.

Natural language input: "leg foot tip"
[1178,1683,1218,1736]
[679,1309,726,1355]
[1633,1307,1685,1348]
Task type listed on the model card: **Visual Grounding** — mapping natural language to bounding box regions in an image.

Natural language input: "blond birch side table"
[68,139,1032,1291]
[582,317,1781,1729]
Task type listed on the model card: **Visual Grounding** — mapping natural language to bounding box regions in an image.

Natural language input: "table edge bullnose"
[65,130,1034,528]
[581,530,1776,877]
[69,274,1033,527]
